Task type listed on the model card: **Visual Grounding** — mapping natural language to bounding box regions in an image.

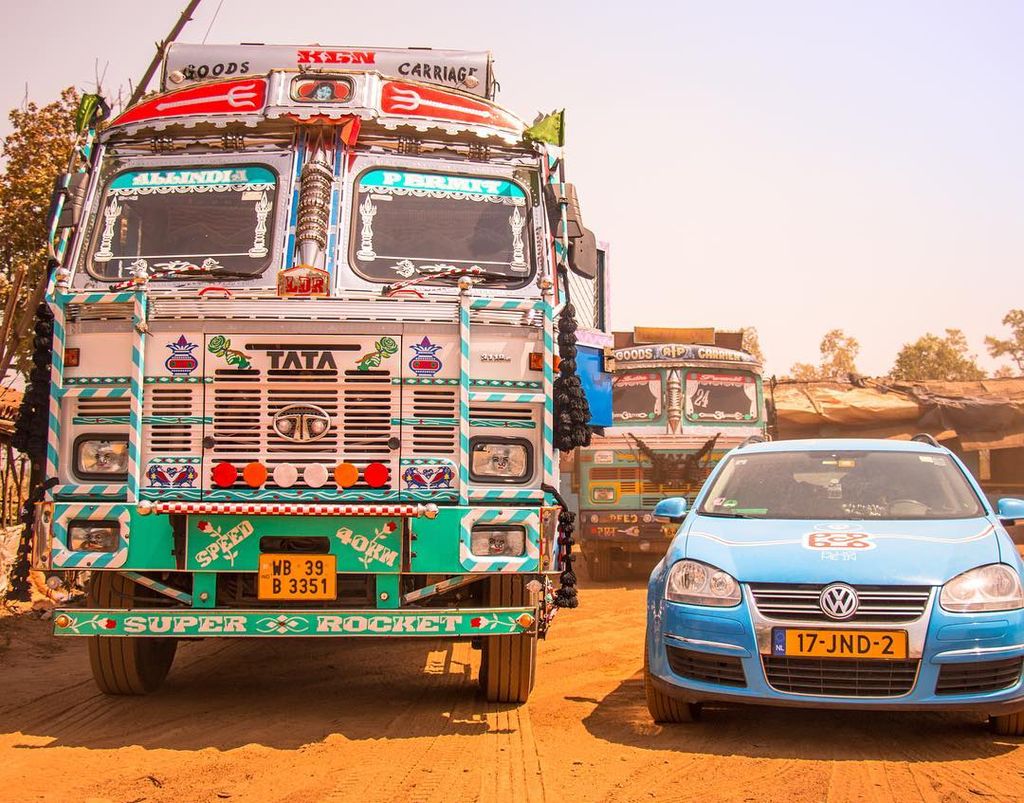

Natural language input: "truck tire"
[990,711,1024,736]
[87,572,177,695]
[587,549,610,582]
[479,576,537,704]
[644,636,701,723]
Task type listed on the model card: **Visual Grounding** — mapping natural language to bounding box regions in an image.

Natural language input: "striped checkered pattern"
[468,391,544,403]
[64,376,131,386]
[53,484,128,499]
[55,291,138,305]
[121,571,193,604]
[458,292,471,505]
[459,508,541,572]
[59,385,132,399]
[400,574,484,604]
[151,502,434,517]
[126,292,147,503]
[468,488,546,502]
[469,299,544,312]
[51,503,131,569]
[44,301,66,493]
[542,293,555,487]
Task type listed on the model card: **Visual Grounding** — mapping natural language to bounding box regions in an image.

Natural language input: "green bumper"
[54,607,536,637]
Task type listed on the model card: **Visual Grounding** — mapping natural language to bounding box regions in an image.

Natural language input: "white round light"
[304,464,328,488]
[273,463,298,488]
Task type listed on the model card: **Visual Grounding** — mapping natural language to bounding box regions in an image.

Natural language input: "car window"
[699,450,985,520]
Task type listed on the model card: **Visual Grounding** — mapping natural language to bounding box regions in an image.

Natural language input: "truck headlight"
[665,559,741,607]
[470,525,526,557]
[74,436,128,477]
[591,486,616,503]
[940,564,1024,612]
[469,437,531,483]
[68,521,119,552]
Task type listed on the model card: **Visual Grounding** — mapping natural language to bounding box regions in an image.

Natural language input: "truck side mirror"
[568,227,598,279]
[997,498,1024,526]
[47,173,90,232]
[654,497,688,523]
[544,182,584,240]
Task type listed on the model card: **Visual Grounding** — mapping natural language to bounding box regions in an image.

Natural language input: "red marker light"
[211,462,238,488]
[364,462,389,488]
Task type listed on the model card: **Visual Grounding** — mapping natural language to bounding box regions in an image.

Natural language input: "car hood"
[680,515,1000,586]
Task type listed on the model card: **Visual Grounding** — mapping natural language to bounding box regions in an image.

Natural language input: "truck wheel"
[479,576,537,704]
[87,572,177,695]
[644,637,701,723]
[990,711,1024,736]
[587,550,610,582]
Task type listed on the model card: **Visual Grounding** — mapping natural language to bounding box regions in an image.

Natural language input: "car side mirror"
[997,498,1024,525]
[654,497,688,523]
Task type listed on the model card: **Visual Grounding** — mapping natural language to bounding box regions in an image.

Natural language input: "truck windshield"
[87,165,278,281]
[699,450,985,520]
[685,371,758,423]
[349,168,532,287]
[613,371,662,423]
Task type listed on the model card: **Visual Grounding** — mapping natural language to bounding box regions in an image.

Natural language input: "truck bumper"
[54,607,537,637]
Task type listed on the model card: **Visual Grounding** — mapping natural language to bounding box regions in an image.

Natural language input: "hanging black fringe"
[553,302,591,452]
[553,508,579,608]
[7,303,55,601]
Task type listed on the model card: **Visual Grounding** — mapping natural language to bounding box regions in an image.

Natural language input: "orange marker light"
[528,352,543,371]
[334,462,358,488]
[243,462,268,488]
[64,348,81,367]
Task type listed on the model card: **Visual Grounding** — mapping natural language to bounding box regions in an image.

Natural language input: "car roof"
[735,438,951,455]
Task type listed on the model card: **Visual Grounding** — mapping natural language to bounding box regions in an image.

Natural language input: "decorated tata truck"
[24,43,611,703]
[575,330,765,579]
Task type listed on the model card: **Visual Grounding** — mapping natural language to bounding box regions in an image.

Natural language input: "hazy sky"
[1,0,1021,376]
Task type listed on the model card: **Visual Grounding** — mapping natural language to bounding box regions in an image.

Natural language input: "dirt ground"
[2,575,1024,803]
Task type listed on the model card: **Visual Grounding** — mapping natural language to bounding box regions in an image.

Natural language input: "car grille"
[935,658,1023,696]
[763,656,919,697]
[749,584,931,623]
[666,646,747,688]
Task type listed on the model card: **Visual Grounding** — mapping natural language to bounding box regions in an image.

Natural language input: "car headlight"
[470,525,526,557]
[469,438,531,482]
[665,559,741,607]
[75,436,129,477]
[939,564,1024,612]
[68,521,119,552]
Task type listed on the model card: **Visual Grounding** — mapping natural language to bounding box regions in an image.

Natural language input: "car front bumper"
[647,590,1024,714]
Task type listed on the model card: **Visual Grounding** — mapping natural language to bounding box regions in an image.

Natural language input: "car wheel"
[990,711,1024,736]
[644,636,701,723]
[87,572,177,695]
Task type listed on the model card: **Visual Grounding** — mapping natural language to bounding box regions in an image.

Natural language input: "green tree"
[788,329,859,380]
[985,309,1024,375]
[0,87,79,380]
[889,328,985,382]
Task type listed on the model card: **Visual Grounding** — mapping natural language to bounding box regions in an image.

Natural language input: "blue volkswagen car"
[645,438,1024,734]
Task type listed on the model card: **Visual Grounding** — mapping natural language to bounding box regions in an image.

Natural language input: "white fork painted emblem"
[156,83,261,113]
[387,87,489,119]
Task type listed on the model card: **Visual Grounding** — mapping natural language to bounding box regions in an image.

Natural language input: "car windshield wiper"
[700,511,754,519]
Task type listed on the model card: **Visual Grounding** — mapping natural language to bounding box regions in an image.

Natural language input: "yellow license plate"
[775,628,908,660]
[257,554,337,601]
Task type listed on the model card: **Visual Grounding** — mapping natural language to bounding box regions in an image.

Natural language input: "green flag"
[75,94,104,134]
[524,109,565,147]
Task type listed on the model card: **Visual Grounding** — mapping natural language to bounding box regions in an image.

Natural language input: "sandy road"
[2,576,1024,803]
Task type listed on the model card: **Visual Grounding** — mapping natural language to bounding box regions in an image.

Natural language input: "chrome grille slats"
[749,583,931,623]
[401,386,458,457]
[143,385,202,455]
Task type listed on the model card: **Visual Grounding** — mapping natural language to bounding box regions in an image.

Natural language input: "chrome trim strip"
[933,643,1024,661]
[665,634,749,654]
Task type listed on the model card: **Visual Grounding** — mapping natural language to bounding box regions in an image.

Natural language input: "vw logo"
[272,404,331,443]
[819,583,859,620]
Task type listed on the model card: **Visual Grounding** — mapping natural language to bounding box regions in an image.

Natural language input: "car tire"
[87,572,177,695]
[644,636,701,723]
[479,576,537,704]
[990,711,1024,736]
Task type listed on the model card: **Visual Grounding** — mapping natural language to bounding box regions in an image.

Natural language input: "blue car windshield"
[699,450,985,520]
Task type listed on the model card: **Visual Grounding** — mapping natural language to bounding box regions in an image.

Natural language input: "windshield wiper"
[385,265,515,294]
[700,511,754,519]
